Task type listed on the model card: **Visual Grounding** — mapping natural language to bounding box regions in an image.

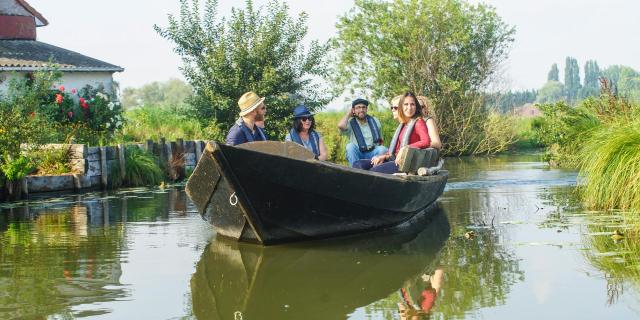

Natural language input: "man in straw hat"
[337,98,388,167]
[226,91,268,146]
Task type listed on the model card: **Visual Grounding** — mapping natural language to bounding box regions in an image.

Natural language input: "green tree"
[155,0,331,140]
[332,0,514,155]
[121,78,193,109]
[547,63,559,82]
[564,57,581,102]
[536,80,565,104]
[580,60,601,99]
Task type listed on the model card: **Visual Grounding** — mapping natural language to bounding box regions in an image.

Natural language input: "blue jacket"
[225,119,268,146]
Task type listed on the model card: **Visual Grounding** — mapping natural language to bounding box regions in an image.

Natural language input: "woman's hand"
[371,154,387,166]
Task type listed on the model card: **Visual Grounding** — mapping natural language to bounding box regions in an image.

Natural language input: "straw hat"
[238,91,265,116]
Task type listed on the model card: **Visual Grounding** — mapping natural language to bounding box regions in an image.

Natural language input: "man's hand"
[371,154,387,166]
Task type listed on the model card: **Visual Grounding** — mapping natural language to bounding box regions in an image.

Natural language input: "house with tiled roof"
[0,0,123,95]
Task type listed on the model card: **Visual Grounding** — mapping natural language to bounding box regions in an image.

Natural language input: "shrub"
[31,147,72,176]
[0,156,36,182]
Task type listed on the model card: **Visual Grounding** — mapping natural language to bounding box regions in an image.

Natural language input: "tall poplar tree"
[564,57,581,102]
[547,63,559,82]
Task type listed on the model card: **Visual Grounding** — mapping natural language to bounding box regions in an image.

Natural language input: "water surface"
[1,153,639,319]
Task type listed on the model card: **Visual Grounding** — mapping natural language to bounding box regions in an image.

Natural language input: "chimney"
[0,15,36,40]
[0,0,48,40]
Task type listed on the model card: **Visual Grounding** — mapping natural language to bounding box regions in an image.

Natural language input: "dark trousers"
[352,159,399,174]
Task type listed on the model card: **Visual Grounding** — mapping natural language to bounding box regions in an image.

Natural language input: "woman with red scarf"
[353,92,435,174]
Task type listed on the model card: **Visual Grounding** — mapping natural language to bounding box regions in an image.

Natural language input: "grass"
[111,146,164,187]
[578,119,640,211]
[120,105,203,142]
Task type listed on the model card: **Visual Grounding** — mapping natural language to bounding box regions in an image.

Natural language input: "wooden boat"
[190,209,450,320]
[185,141,448,245]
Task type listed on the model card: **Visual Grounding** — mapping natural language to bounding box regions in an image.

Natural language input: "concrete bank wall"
[11,139,207,197]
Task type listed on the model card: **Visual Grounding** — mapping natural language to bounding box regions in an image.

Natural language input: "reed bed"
[578,119,640,211]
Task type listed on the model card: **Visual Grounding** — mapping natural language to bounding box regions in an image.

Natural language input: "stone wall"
[15,139,208,196]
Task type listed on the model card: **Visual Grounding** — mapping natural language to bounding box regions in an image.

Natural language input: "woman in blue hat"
[285,105,328,160]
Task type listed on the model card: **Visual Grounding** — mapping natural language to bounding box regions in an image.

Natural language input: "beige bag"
[396,146,440,175]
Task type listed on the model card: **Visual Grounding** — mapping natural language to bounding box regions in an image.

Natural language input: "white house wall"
[0,71,116,97]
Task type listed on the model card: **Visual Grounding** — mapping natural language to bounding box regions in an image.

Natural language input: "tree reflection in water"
[0,188,190,319]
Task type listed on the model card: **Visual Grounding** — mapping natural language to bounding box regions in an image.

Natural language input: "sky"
[28,0,640,92]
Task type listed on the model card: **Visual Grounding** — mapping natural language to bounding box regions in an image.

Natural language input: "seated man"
[226,91,268,146]
[337,98,388,166]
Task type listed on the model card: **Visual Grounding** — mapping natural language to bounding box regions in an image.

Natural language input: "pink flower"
[55,94,63,104]
[71,88,77,94]
[79,98,85,104]
[81,102,89,109]
[59,85,65,92]
[67,111,73,118]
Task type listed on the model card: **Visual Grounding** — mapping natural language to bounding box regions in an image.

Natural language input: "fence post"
[100,146,108,189]
[117,144,126,181]
[194,140,203,164]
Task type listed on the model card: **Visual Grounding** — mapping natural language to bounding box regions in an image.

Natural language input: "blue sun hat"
[292,105,314,118]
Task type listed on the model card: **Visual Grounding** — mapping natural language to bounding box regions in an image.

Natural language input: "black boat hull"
[186,142,448,245]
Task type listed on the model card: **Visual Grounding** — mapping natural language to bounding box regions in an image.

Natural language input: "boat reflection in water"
[190,207,450,320]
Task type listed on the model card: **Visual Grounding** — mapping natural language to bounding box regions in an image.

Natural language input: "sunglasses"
[390,106,398,111]
[300,117,313,122]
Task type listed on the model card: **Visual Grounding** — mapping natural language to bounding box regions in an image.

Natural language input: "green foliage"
[484,90,537,113]
[536,80,565,104]
[581,60,601,99]
[122,146,164,187]
[154,0,332,141]
[31,147,72,176]
[564,56,581,102]
[547,63,559,82]
[578,119,640,211]
[332,0,515,155]
[0,71,58,177]
[121,78,193,109]
[120,105,203,142]
[0,156,35,181]
[512,117,544,150]
[535,101,600,166]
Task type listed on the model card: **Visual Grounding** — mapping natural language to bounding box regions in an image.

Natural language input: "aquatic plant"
[578,119,640,211]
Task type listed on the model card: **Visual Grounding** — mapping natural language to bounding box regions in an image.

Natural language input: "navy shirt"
[225,120,268,146]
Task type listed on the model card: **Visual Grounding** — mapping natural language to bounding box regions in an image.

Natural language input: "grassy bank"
[535,89,640,212]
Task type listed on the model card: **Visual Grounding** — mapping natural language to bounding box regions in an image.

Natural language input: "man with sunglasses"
[226,91,268,146]
[337,98,388,167]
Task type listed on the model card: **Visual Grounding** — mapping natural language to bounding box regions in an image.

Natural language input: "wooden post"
[117,144,126,181]
[166,142,175,180]
[73,173,82,191]
[195,140,203,164]
[21,177,28,197]
[100,146,108,188]
[160,137,167,159]
[146,139,154,153]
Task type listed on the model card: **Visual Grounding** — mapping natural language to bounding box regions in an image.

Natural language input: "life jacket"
[289,128,320,157]
[236,118,267,142]
[349,115,382,152]
[389,118,419,155]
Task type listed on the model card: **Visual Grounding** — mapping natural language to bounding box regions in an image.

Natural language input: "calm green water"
[1,154,639,319]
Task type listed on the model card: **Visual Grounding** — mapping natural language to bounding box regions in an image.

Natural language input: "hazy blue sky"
[28,0,640,91]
